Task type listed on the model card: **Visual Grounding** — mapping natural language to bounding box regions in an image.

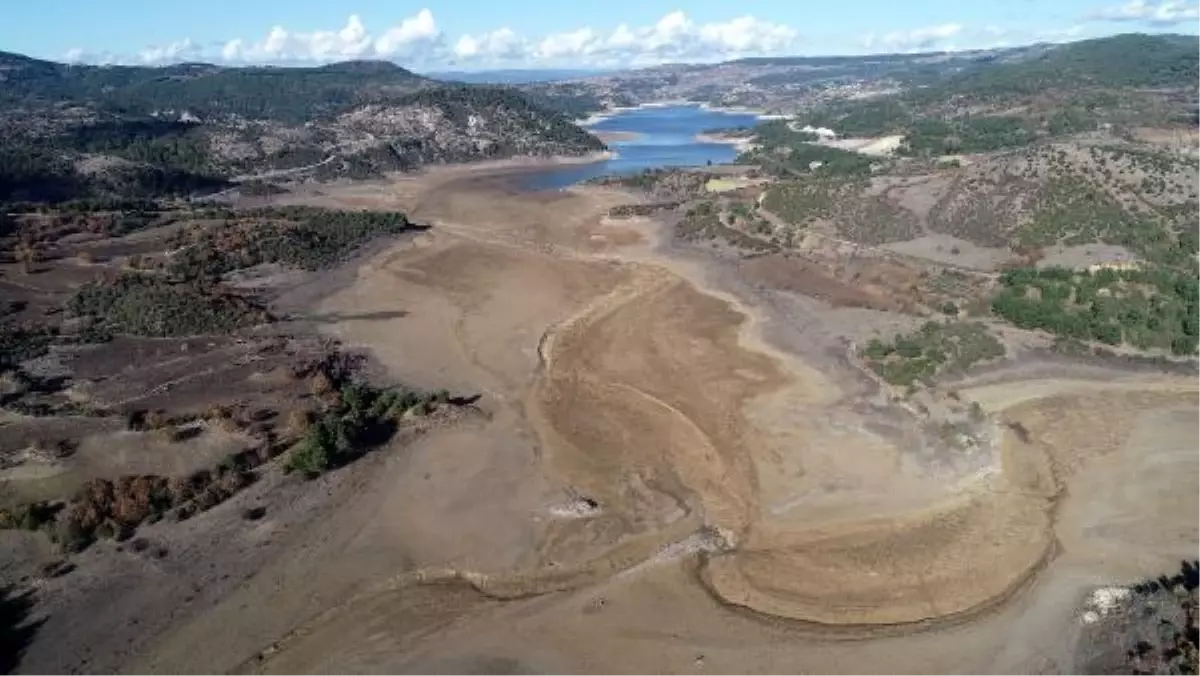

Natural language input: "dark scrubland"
[0,196,466,590]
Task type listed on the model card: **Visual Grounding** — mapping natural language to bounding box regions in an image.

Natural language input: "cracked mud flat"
[126,164,1196,674]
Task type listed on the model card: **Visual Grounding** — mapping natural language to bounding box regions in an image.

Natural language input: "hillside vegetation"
[0,52,605,204]
[992,266,1198,354]
[796,34,1198,146]
[0,54,430,121]
[755,138,1198,251]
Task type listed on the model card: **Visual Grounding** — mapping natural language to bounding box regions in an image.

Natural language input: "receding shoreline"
[694,131,756,153]
[400,150,616,182]
[574,100,787,127]
[592,130,642,143]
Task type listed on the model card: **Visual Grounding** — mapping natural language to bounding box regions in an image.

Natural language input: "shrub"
[860,321,1005,387]
[0,501,61,531]
[287,421,336,476]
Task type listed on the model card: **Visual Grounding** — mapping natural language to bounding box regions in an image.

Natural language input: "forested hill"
[0,52,605,203]
[0,52,431,122]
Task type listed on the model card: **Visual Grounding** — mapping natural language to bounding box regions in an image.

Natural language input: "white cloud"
[454,27,524,60]
[139,38,200,64]
[215,10,440,64]
[862,23,963,52]
[1088,0,1200,25]
[92,9,796,68]
[524,11,798,66]
[535,27,600,60]
[373,8,439,57]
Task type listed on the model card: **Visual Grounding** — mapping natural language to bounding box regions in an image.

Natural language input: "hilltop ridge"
[0,51,605,201]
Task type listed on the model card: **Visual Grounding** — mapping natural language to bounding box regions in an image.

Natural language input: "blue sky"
[2,0,1197,70]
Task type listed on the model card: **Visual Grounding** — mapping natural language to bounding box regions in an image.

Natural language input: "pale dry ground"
[110,162,1196,674]
[820,134,906,156]
[880,233,1011,271]
[0,412,254,504]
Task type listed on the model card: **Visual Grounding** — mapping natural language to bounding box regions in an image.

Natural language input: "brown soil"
[231,168,1193,672]
[6,161,1195,674]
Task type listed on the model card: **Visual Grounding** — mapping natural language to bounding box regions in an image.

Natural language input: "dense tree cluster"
[287,381,448,476]
[991,266,1199,354]
[169,207,415,277]
[0,141,228,205]
[0,146,87,203]
[62,119,215,173]
[0,325,55,371]
[0,466,254,552]
[67,274,268,338]
[0,52,425,122]
[900,116,1037,156]
[737,121,875,177]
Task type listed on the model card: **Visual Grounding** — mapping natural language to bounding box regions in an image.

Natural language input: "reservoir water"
[519,104,762,191]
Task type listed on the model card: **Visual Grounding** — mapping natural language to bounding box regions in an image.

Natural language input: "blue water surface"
[519,104,761,191]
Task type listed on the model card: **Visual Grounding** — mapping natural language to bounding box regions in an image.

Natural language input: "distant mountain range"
[425,68,611,84]
[518,33,1197,113]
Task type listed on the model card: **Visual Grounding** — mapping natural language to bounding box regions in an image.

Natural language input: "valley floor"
[10,162,1197,674]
